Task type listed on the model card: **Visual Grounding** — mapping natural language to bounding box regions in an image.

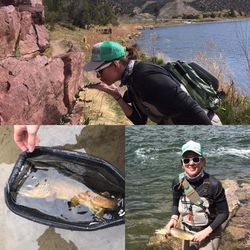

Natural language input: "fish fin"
[70,195,79,207]
[94,208,105,219]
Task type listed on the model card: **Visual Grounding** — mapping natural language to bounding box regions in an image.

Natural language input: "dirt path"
[50,39,66,57]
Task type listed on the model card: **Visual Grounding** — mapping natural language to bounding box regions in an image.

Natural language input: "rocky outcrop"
[0,52,84,124]
[0,0,85,124]
[0,0,48,58]
[158,0,199,19]
[0,5,20,58]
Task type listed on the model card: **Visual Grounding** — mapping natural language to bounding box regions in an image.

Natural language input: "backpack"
[163,61,224,110]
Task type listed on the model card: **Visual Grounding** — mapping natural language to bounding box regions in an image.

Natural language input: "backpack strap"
[179,172,204,207]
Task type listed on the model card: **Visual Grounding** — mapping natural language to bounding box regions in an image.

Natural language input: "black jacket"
[122,61,212,125]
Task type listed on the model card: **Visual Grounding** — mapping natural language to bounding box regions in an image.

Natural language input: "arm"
[193,180,229,242]
[86,83,147,124]
[135,73,212,125]
[165,178,182,231]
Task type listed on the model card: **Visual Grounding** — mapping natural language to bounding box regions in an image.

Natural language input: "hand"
[192,226,213,243]
[14,125,40,152]
[165,217,178,236]
[86,82,121,100]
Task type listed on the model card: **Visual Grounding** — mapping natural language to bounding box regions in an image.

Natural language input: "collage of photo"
[0,0,250,250]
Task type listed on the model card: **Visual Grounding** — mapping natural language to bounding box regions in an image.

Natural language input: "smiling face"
[181,151,205,177]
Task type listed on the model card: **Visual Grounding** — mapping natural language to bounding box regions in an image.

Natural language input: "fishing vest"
[178,173,213,227]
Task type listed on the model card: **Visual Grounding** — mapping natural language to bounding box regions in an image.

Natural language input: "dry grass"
[48,23,140,124]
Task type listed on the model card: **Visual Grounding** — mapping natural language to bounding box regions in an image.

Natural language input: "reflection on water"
[0,126,125,250]
[37,227,78,250]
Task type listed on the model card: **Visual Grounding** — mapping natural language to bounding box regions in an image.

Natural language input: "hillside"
[158,0,199,18]
[190,0,250,13]
[114,0,250,17]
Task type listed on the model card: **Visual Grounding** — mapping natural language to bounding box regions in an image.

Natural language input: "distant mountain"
[190,0,250,12]
[113,0,250,17]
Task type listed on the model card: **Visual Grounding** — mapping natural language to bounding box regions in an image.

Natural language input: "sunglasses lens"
[193,157,200,163]
[183,158,190,164]
[182,157,201,164]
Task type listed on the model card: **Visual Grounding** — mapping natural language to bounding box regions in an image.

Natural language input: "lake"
[125,125,250,249]
[138,20,250,94]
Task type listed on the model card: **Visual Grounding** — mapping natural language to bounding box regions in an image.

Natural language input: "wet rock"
[226,226,249,240]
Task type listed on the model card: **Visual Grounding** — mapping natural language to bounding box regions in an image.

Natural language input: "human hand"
[165,217,178,236]
[86,82,121,100]
[192,226,213,242]
[14,125,40,152]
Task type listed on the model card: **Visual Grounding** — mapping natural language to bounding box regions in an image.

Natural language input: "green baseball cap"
[181,140,203,156]
[84,41,126,71]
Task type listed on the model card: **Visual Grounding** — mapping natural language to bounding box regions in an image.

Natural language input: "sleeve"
[135,73,212,125]
[209,181,229,230]
[172,178,182,216]
[123,90,148,125]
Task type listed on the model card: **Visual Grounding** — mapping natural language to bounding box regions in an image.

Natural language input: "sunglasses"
[95,62,112,76]
[181,157,202,165]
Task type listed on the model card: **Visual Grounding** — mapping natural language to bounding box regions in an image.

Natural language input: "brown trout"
[155,227,194,241]
[18,177,117,218]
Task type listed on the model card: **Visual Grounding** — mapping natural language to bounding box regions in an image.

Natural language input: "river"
[125,125,250,249]
[138,19,250,94]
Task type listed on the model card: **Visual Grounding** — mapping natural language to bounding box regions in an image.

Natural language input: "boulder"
[1,0,43,7]
[0,53,84,124]
[0,5,20,58]
[19,11,39,55]
[0,56,66,124]
[58,52,85,107]
[0,0,48,58]
[0,0,83,124]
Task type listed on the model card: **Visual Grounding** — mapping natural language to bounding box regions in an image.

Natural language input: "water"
[0,126,125,250]
[125,126,250,249]
[138,20,250,93]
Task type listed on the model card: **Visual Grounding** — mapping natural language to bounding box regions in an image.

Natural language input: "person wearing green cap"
[165,140,229,250]
[84,41,219,125]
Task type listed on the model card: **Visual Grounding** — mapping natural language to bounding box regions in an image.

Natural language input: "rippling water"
[125,126,250,249]
[138,20,250,93]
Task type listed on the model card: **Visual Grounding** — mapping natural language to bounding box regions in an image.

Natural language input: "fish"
[18,177,117,218]
[155,227,194,241]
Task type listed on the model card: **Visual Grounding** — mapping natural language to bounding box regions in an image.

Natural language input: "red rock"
[58,52,85,107]
[0,53,84,124]
[35,24,49,51]
[0,5,20,58]
[19,11,39,55]
[0,56,66,124]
